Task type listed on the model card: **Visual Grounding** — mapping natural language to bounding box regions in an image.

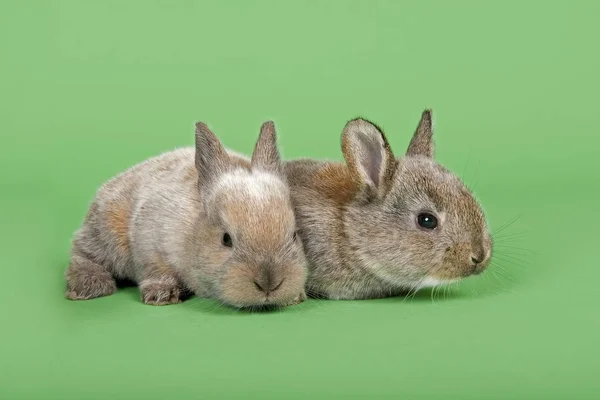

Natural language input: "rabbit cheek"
[217,262,263,307]
[431,243,477,280]
[269,262,308,304]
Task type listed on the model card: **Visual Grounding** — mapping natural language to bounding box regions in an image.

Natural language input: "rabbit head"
[340,110,493,289]
[194,121,307,308]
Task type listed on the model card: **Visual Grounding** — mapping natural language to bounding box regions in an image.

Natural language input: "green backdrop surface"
[1,1,599,399]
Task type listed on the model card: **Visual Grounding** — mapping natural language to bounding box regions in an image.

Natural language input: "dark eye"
[293,231,298,241]
[417,213,438,230]
[222,233,233,248]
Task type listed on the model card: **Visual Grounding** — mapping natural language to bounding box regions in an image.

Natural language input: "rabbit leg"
[65,254,117,300]
[139,262,183,306]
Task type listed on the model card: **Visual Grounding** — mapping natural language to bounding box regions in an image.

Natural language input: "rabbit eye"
[417,213,438,230]
[222,233,233,247]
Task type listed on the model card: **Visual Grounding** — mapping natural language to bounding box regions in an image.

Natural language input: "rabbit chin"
[418,277,460,289]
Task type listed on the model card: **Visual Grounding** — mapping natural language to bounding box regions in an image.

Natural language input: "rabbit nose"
[470,250,488,274]
[254,271,284,295]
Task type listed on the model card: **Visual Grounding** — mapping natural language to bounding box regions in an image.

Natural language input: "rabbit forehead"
[208,168,295,239]
[222,202,295,253]
[212,168,289,201]
[393,157,486,224]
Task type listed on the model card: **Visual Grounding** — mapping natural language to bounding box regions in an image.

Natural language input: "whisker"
[402,279,424,304]
[436,285,443,304]
[494,248,531,260]
[493,214,521,235]
[470,159,482,191]
[492,244,538,255]
[493,231,530,241]
[492,265,516,282]
[402,287,416,303]
[493,253,532,268]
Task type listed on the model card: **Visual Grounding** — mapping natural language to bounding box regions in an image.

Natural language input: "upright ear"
[250,121,283,176]
[341,118,396,200]
[406,109,434,158]
[194,122,230,187]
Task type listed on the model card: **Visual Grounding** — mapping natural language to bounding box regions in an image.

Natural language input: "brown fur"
[314,163,358,205]
[106,201,131,253]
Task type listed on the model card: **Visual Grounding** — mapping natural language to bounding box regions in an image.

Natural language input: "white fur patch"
[419,277,458,288]
[212,169,288,203]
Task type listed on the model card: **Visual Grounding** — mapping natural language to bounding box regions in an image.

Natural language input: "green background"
[1,1,599,399]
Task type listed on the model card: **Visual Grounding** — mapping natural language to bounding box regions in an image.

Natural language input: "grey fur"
[65,122,307,308]
[285,110,493,300]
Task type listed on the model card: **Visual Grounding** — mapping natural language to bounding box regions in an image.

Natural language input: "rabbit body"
[66,122,307,308]
[285,111,493,300]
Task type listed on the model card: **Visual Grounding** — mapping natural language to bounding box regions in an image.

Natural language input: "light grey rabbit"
[65,121,307,308]
[285,110,492,300]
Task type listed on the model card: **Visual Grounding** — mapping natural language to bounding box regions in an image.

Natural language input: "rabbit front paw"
[139,279,182,306]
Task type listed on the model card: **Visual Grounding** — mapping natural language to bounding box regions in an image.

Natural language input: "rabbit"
[65,121,307,308]
[284,110,493,300]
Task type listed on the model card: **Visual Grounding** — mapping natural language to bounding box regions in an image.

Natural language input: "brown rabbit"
[285,110,492,300]
[65,121,307,308]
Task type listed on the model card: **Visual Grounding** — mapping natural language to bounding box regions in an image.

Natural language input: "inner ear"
[358,132,384,187]
[341,118,395,198]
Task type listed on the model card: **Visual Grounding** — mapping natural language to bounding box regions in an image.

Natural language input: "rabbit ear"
[406,109,434,158]
[251,121,283,176]
[341,118,396,199]
[195,122,230,186]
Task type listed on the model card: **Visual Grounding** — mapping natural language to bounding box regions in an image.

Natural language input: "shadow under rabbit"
[100,275,508,312]
[117,279,320,315]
